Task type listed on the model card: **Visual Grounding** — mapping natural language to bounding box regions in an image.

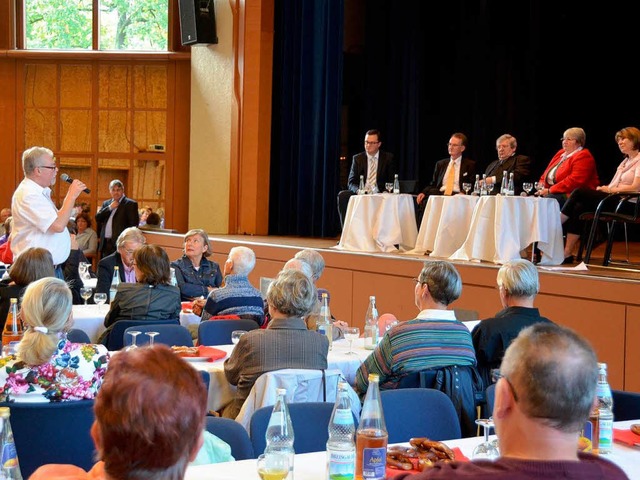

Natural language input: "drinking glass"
[80,287,93,305]
[343,326,360,355]
[534,181,544,195]
[385,182,394,193]
[462,182,472,195]
[78,262,88,280]
[485,181,495,195]
[126,331,141,351]
[472,418,499,460]
[146,331,160,347]
[231,330,247,345]
[522,182,533,195]
[257,452,290,480]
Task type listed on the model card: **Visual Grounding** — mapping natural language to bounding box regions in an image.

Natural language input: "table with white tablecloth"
[408,194,479,257]
[336,193,418,252]
[449,195,564,265]
[185,419,640,480]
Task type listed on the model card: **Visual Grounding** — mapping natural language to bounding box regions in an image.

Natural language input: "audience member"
[0,277,109,403]
[337,129,397,228]
[0,217,11,254]
[392,323,628,479]
[355,260,476,395]
[472,259,552,387]
[156,207,166,228]
[141,211,162,230]
[484,134,532,195]
[0,247,54,330]
[415,133,477,223]
[95,226,146,297]
[192,246,265,324]
[223,269,329,419]
[100,244,181,342]
[75,212,98,257]
[535,127,599,208]
[30,345,209,479]
[138,207,150,227]
[171,229,223,301]
[560,126,640,263]
[95,179,139,257]
[10,146,87,277]
[62,220,91,304]
[0,207,10,236]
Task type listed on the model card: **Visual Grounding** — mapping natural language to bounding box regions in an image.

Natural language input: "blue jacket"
[171,255,222,300]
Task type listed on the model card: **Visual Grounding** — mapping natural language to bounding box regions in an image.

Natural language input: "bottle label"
[333,409,353,426]
[361,447,386,479]
[598,416,613,453]
[1,441,18,469]
[328,449,355,480]
[267,411,285,429]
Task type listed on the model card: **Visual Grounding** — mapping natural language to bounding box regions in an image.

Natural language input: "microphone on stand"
[60,173,91,194]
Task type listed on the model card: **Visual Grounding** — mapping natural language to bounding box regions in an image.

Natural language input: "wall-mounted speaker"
[178,0,219,46]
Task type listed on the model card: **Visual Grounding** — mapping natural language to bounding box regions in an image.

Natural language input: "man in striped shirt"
[355,260,476,396]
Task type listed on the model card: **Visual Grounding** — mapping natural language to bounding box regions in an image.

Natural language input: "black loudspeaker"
[178,0,219,45]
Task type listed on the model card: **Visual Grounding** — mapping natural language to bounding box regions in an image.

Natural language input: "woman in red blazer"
[536,127,599,207]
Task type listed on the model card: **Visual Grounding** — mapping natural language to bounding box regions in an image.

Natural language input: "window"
[24,0,169,51]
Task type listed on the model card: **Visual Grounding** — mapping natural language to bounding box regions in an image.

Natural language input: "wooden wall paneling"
[318,267,354,326]
[98,64,131,108]
[133,65,167,109]
[133,111,167,151]
[98,110,131,152]
[0,58,18,209]
[351,272,416,330]
[60,110,92,152]
[625,306,640,391]
[60,64,92,108]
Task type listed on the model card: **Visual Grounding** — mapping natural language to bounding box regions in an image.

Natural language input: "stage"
[144,231,640,392]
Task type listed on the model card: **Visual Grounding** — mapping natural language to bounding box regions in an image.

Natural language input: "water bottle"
[499,170,508,195]
[326,381,356,480]
[481,174,487,196]
[170,267,178,287]
[363,296,378,350]
[596,362,614,454]
[265,389,295,480]
[507,172,515,196]
[110,266,120,303]
[392,174,400,194]
[0,407,22,479]
[317,293,333,350]
[358,175,366,195]
[356,374,387,480]
[473,174,480,195]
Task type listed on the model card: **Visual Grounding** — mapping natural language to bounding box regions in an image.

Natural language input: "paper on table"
[613,428,640,446]
[538,261,589,272]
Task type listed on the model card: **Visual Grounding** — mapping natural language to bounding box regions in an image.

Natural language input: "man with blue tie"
[337,129,396,229]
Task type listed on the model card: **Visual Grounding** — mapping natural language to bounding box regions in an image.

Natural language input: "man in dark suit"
[95,226,146,299]
[415,132,476,225]
[484,134,532,195]
[337,129,396,229]
[95,179,139,257]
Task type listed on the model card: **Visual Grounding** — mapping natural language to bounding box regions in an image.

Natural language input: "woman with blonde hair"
[0,277,109,402]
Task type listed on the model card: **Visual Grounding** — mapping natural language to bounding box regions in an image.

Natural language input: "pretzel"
[409,437,455,461]
[171,346,199,356]
[632,424,640,436]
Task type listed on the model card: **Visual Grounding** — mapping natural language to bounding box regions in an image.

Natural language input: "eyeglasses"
[414,277,426,285]
[447,143,462,148]
[492,371,519,402]
[364,141,380,145]
[39,165,58,170]
[560,137,576,142]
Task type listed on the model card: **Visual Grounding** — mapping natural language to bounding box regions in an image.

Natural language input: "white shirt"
[10,178,70,265]
[416,309,457,321]
[439,156,462,193]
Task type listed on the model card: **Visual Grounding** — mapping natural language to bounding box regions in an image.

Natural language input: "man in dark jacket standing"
[95,179,139,257]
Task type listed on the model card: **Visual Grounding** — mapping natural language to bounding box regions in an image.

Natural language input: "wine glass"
[80,287,93,305]
[485,181,495,195]
[462,182,472,195]
[472,418,499,460]
[385,182,394,194]
[146,331,160,347]
[78,262,88,280]
[257,452,290,480]
[534,181,544,195]
[343,326,360,355]
[93,292,107,307]
[126,331,141,351]
[522,182,533,196]
[231,330,247,345]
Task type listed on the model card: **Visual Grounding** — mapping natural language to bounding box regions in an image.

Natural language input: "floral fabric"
[0,335,109,402]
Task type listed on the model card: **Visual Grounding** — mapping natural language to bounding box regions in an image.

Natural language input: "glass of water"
[231,330,247,345]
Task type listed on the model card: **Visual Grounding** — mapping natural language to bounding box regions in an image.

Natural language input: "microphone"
[60,173,91,194]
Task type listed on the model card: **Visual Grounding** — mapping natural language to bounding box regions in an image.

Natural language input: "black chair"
[102,318,180,350]
[205,416,255,460]
[250,402,337,456]
[197,318,260,345]
[380,388,461,443]
[123,323,193,347]
[67,328,91,343]
[1,400,95,478]
[612,389,640,421]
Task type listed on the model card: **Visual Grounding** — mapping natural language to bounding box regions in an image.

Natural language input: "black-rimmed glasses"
[39,165,58,170]
[364,141,380,145]
[414,277,426,285]
[492,371,519,402]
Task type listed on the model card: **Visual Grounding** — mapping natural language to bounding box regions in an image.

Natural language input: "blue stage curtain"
[269,0,344,237]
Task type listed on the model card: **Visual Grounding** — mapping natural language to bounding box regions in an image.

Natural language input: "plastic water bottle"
[507,172,515,196]
[356,374,387,480]
[481,174,487,196]
[110,266,120,303]
[265,389,295,479]
[326,381,356,480]
[500,170,508,195]
[473,174,480,195]
[170,267,178,287]
[392,174,400,194]
[317,293,333,350]
[0,407,22,479]
[363,296,378,350]
[596,362,614,454]
[358,175,366,195]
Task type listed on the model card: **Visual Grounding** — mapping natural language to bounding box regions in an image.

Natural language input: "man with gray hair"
[472,259,552,387]
[95,226,146,299]
[393,323,628,479]
[95,179,139,257]
[11,146,88,277]
[197,246,265,325]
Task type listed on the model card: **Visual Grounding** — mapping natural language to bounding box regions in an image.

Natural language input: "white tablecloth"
[450,195,564,265]
[185,419,640,480]
[409,194,479,256]
[336,193,418,252]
